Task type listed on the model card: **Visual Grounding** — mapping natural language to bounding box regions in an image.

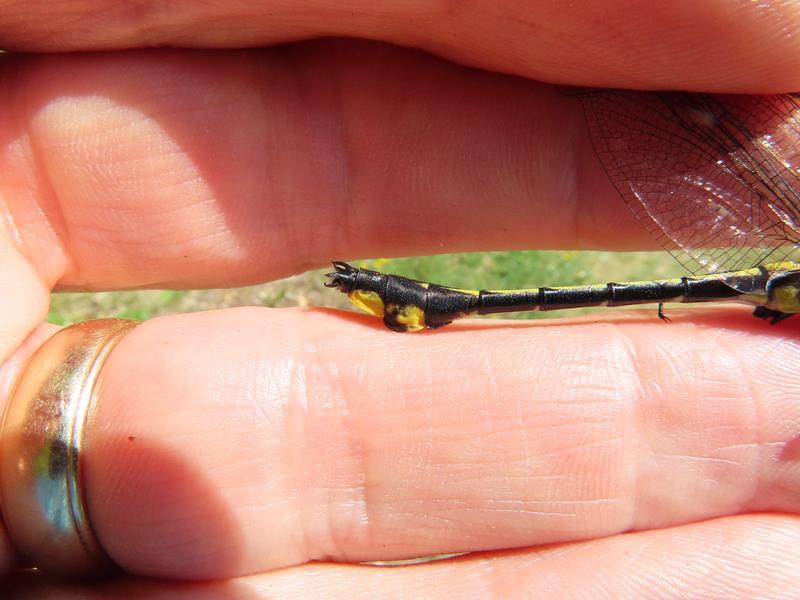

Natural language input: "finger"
[0,43,640,290]
[0,1,799,92]
[0,232,50,362]
[2,308,797,579]
[2,43,769,290]
[9,515,800,596]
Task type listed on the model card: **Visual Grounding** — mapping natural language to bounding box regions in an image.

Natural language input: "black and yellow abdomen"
[325,261,800,332]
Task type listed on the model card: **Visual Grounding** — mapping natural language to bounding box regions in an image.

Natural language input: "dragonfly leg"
[657,303,671,322]
[752,306,795,325]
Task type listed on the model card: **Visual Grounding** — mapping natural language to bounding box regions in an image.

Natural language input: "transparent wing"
[578,90,800,278]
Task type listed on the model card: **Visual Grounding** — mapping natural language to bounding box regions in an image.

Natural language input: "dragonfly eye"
[325,261,358,292]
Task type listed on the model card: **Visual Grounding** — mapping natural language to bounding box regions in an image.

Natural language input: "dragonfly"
[325,90,800,332]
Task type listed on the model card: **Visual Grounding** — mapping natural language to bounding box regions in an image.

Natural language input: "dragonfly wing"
[578,90,800,281]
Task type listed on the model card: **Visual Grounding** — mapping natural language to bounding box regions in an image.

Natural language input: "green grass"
[47,250,685,325]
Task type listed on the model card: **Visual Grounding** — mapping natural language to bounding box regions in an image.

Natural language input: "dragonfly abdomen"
[326,262,752,332]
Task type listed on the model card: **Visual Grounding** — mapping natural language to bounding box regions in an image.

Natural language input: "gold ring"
[0,318,139,577]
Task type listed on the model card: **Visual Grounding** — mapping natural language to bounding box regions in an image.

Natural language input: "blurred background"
[48,250,684,325]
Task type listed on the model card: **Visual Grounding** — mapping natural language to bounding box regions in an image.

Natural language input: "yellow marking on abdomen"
[348,289,385,317]
[387,304,426,331]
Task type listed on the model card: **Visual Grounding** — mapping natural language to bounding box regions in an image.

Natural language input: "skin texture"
[0,1,799,597]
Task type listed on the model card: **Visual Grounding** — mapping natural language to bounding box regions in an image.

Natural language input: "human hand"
[1,2,800,597]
